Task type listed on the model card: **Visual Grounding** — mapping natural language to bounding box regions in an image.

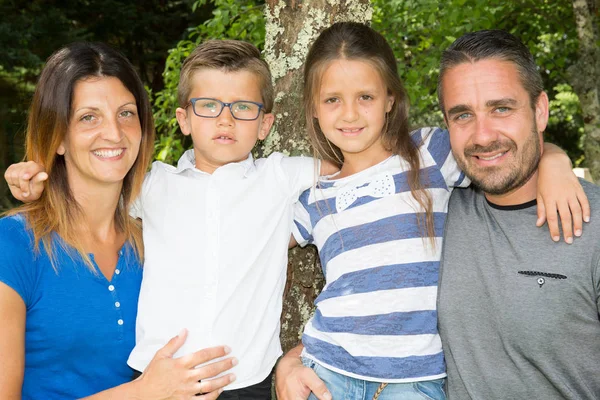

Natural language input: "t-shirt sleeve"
[413,127,470,189]
[0,217,37,306]
[291,188,314,247]
[278,154,319,201]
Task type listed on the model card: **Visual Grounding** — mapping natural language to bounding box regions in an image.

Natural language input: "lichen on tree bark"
[259,0,372,354]
[569,0,600,181]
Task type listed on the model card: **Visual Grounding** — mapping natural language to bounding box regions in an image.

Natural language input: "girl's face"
[58,76,142,193]
[315,59,394,166]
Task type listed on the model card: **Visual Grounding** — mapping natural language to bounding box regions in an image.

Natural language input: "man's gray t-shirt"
[438,180,600,400]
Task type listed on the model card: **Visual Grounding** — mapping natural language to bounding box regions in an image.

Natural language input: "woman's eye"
[324,97,338,104]
[360,95,373,101]
[80,114,96,122]
[120,110,135,118]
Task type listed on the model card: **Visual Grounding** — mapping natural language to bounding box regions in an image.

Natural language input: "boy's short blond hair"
[178,40,274,113]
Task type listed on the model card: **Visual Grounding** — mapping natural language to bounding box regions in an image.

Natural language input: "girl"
[278,22,587,400]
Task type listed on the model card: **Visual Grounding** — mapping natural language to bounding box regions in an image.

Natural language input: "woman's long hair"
[7,42,155,269]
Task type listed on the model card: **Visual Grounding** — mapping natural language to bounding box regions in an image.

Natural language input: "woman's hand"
[4,161,48,202]
[136,329,237,399]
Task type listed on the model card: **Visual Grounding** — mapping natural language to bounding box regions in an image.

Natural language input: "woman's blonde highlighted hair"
[303,22,435,243]
[7,42,155,270]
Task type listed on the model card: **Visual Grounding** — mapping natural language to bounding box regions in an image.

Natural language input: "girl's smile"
[315,59,394,175]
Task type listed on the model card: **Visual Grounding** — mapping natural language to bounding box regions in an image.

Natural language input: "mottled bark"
[569,0,600,181]
[258,0,372,356]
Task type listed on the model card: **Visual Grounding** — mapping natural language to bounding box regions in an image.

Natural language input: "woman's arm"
[0,282,26,399]
[81,330,237,400]
[0,281,235,400]
[537,143,590,243]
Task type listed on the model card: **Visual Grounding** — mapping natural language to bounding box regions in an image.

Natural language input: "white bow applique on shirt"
[335,173,395,213]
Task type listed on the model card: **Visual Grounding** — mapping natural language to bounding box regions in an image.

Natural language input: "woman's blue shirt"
[0,214,142,399]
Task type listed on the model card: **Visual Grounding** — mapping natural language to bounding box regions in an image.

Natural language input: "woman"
[0,42,234,399]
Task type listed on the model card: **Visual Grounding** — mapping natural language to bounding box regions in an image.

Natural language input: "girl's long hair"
[303,22,435,242]
[7,42,155,269]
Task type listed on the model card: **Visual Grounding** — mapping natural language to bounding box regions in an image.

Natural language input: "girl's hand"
[275,345,331,400]
[4,161,48,202]
[537,144,590,243]
[137,329,237,399]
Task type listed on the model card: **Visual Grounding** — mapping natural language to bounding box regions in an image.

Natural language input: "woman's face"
[58,76,142,193]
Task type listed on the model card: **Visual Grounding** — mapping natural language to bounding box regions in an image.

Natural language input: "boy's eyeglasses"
[186,98,264,121]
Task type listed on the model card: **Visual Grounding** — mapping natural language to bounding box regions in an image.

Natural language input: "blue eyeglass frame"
[186,97,265,121]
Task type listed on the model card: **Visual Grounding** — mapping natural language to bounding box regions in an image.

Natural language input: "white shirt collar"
[174,149,256,177]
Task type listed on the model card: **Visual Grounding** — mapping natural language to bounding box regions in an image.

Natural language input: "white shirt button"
[115,302,121,308]
[117,319,124,325]
[108,285,115,292]
[115,269,120,275]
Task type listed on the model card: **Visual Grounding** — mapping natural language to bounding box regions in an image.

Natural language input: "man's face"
[441,59,548,196]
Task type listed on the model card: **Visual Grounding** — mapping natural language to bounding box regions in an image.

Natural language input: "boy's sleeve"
[0,218,37,306]
[414,127,470,189]
[129,169,155,220]
[279,155,319,201]
[291,189,314,247]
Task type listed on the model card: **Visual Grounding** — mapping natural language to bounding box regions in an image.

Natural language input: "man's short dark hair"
[437,30,544,114]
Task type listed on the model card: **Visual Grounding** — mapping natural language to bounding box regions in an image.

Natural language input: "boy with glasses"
[126,40,329,398]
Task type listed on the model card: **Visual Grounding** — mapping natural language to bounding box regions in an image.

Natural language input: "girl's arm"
[538,143,590,243]
[0,282,26,399]
[275,344,331,400]
[80,330,236,399]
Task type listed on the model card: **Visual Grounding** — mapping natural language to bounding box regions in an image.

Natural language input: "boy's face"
[176,69,274,174]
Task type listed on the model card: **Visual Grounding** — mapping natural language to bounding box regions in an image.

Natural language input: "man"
[437,29,600,399]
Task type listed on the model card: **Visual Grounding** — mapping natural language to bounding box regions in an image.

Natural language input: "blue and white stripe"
[292,127,468,382]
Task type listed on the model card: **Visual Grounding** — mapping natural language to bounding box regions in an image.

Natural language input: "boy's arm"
[4,161,47,202]
[275,343,331,400]
[537,142,590,243]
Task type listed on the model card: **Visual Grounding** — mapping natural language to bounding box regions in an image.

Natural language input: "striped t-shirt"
[292,127,468,382]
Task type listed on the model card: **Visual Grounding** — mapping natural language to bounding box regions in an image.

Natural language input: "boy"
[126,40,321,398]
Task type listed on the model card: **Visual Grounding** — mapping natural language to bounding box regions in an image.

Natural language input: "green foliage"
[152,0,265,164]
[372,0,584,163]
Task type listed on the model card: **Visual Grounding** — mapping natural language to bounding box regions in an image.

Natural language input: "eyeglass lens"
[192,99,261,120]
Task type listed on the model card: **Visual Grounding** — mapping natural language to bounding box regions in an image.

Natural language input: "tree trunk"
[569,0,600,181]
[259,0,372,356]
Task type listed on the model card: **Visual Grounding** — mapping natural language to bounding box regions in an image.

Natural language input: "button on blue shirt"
[0,215,142,399]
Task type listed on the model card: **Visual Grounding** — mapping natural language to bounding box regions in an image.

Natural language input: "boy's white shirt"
[127,149,317,389]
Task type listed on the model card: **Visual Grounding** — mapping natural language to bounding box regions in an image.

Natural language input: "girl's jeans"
[302,357,446,400]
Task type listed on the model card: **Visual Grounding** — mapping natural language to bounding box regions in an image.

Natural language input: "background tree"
[260,0,372,352]
[569,0,600,180]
